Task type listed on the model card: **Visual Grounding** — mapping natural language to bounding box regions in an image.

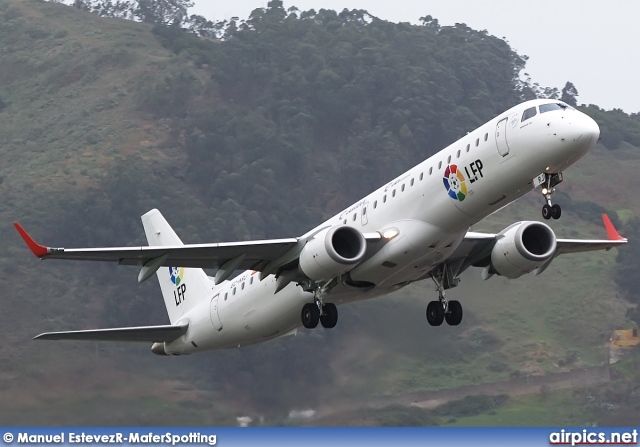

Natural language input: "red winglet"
[13,223,49,258]
[602,214,625,241]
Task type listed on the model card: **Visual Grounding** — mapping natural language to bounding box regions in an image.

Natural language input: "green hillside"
[0,0,637,425]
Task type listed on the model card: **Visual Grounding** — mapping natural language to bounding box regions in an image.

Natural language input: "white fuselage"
[164,99,600,354]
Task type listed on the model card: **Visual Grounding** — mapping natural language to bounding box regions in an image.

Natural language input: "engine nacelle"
[299,226,367,281]
[151,342,168,356]
[490,221,557,279]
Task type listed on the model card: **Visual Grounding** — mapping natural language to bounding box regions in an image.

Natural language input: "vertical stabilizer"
[141,209,213,324]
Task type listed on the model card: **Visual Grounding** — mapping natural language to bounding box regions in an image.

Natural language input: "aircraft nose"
[576,111,600,143]
[559,109,600,152]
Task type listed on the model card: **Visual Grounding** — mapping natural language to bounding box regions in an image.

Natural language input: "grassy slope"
[0,0,199,424]
[0,0,636,425]
[0,0,171,190]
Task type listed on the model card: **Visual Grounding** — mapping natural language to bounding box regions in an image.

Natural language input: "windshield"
[540,102,574,114]
[521,106,537,122]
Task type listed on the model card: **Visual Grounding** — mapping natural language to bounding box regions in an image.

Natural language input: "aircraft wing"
[14,222,384,283]
[554,238,627,254]
[34,323,188,342]
[555,213,627,254]
[444,214,627,277]
[15,222,298,270]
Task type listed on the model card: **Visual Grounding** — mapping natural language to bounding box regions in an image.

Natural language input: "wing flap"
[34,323,188,342]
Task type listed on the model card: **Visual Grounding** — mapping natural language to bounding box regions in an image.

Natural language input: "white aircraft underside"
[15,99,627,355]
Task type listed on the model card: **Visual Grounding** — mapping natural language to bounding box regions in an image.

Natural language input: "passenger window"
[420,173,424,180]
[383,195,387,203]
[457,150,460,158]
[232,288,236,296]
[447,155,451,163]
[475,138,479,147]
[429,167,433,175]
[522,106,537,121]
[392,189,396,197]
[353,213,357,221]
[241,282,245,290]
[401,184,405,192]
[363,207,367,215]
[466,144,470,152]
[224,293,228,301]
[374,200,377,209]
[438,161,442,169]
[410,178,414,186]
[250,277,254,285]
[484,133,488,141]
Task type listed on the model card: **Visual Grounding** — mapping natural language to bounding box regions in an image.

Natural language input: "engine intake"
[299,226,367,281]
[490,221,557,278]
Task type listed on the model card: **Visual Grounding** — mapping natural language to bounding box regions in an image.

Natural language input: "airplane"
[15,98,627,355]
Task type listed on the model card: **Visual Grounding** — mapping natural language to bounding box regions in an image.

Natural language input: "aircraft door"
[209,294,223,331]
[361,202,369,226]
[495,118,510,156]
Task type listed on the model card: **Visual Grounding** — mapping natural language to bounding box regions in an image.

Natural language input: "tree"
[135,0,193,25]
[91,0,134,19]
[420,15,440,28]
[72,0,91,10]
[187,14,217,38]
[561,81,579,106]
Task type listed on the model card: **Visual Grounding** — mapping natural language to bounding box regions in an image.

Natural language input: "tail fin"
[141,209,213,324]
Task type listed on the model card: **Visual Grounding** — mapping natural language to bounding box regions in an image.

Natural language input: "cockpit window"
[540,103,570,114]
[521,107,537,122]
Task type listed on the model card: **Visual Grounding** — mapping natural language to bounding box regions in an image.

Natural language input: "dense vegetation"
[581,105,640,150]
[0,0,638,425]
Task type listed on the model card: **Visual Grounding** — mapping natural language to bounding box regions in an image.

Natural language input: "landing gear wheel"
[540,172,563,220]
[426,301,445,326]
[301,303,320,329]
[445,300,463,326]
[320,303,338,329]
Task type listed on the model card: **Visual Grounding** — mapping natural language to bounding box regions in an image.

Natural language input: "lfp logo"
[443,164,467,202]
[169,267,184,285]
[169,267,187,306]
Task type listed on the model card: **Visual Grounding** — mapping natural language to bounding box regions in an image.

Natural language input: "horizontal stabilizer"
[34,323,188,342]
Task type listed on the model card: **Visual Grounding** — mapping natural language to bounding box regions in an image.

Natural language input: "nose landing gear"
[539,173,563,220]
[542,203,561,220]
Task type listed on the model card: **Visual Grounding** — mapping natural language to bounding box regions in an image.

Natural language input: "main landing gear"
[540,173,563,220]
[301,286,338,329]
[426,266,463,326]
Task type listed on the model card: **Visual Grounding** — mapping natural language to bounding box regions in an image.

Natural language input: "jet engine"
[489,221,557,278]
[299,226,367,281]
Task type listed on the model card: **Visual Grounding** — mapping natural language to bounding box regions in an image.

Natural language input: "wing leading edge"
[34,323,188,342]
